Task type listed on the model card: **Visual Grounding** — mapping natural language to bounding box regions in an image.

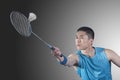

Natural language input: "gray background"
[1,0,120,80]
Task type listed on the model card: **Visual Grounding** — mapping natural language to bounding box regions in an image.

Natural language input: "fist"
[52,47,62,57]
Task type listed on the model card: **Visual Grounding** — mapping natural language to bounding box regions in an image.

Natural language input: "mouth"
[76,44,81,47]
[76,43,80,45]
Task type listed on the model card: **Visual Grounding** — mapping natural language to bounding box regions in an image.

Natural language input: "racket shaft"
[32,32,55,50]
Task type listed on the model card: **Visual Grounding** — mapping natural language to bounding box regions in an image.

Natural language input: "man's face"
[75,31,93,50]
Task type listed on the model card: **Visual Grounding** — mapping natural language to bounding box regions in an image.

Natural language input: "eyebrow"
[75,34,85,38]
[76,34,85,36]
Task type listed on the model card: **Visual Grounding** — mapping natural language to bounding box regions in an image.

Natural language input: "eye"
[80,35,84,39]
[75,35,78,39]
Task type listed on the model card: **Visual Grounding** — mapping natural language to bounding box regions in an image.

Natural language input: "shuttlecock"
[28,12,37,22]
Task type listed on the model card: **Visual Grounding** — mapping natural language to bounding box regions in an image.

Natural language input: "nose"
[76,38,81,44]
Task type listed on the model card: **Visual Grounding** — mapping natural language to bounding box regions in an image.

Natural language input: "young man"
[52,26,120,80]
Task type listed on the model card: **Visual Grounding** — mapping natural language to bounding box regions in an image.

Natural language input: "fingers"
[51,46,61,57]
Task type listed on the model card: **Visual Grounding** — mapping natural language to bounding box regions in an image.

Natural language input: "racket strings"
[10,11,31,37]
[10,11,54,50]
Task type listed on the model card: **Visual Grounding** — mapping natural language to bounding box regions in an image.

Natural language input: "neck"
[81,46,95,57]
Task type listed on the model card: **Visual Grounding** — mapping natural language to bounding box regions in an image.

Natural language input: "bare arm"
[66,53,79,67]
[52,47,79,67]
[105,49,120,67]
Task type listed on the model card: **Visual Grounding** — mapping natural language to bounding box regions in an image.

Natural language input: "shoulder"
[104,48,116,61]
[105,48,114,53]
[95,47,114,60]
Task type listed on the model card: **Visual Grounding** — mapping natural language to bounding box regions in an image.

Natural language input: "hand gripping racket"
[10,11,55,50]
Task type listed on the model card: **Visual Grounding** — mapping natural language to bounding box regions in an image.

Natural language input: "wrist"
[59,54,67,65]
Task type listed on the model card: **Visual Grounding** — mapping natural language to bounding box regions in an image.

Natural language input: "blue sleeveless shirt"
[76,47,112,80]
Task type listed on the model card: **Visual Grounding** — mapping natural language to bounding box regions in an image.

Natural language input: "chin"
[76,46,86,50]
[76,46,82,50]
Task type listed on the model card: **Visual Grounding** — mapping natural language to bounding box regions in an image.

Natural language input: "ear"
[89,39,94,45]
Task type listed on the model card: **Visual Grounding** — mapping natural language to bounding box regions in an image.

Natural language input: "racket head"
[10,11,32,37]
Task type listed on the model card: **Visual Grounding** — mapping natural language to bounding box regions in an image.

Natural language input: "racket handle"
[47,44,55,51]
[50,46,55,51]
[48,44,63,57]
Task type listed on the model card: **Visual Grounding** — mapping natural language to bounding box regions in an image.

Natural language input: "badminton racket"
[10,11,55,50]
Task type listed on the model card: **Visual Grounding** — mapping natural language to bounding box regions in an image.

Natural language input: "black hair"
[77,26,94,39]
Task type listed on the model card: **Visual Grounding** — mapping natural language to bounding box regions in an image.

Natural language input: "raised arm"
[105,49,120,67]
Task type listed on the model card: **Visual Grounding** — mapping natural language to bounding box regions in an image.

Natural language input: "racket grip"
[47,44,55,51]
[48,44,63,57]
[50,46,55,51]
